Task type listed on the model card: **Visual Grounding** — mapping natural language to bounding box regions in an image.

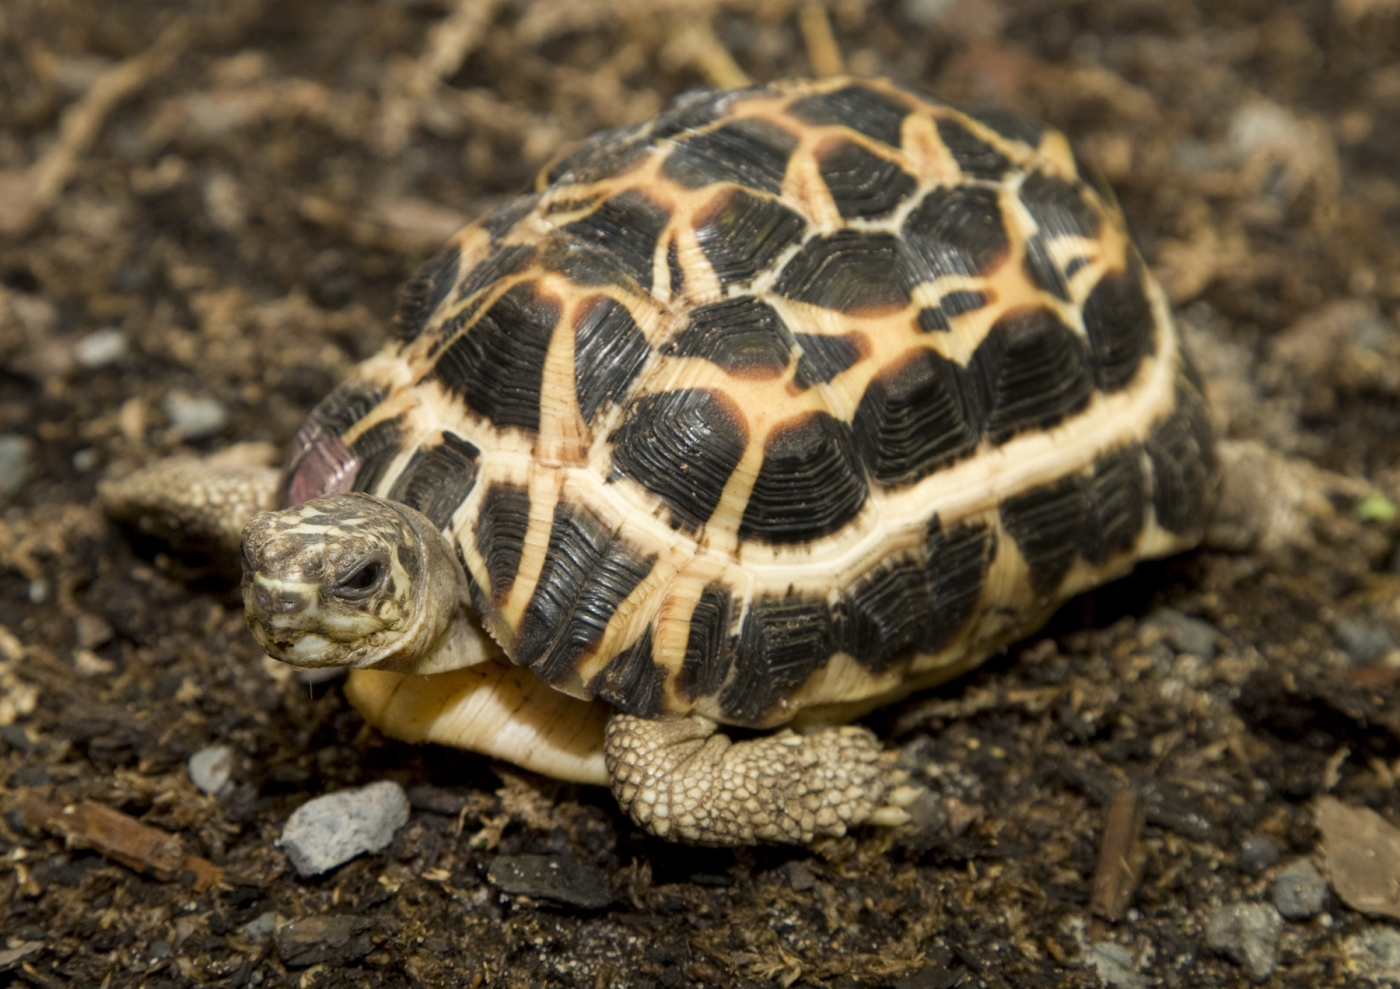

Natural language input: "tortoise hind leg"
[605,713,920,846]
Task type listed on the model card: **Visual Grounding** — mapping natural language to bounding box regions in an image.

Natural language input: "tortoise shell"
[281,77,1214,730]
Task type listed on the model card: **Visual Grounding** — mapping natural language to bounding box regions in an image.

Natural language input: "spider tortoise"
[103,76,1324,846]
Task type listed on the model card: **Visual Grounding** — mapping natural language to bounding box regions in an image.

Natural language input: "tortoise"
[103,76,1219,846]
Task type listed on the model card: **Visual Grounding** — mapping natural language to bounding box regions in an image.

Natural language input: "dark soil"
[4,1,1400,986]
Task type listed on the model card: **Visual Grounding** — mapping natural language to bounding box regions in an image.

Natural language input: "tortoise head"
[240,492,470,671]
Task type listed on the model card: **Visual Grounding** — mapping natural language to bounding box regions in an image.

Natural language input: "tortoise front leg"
[604,713,920,846]
[100,456,279,564]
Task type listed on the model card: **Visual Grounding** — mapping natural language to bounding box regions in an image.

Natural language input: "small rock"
[0,435,34,499]
[1148,608,1218,660]
[275,915,374,967]
[1317,796,1400,919]
[279,780,409,877]
[238,911,277,945]
[1343,927,1400,983]
[0,724,36,753]
[1239,834,1281,874]
[73,327,127,368]
[487,853,613,909]
[74,613,113,650]
[784,860,817,892]
[1334,618,1398,665]
[162,391,228,440]
[71,448,98,472]
[1084,942,1147,989]
[1274,858,1327,920]
[188,745,234,797]
[900,0,960,25]
[1206,902,1282,981]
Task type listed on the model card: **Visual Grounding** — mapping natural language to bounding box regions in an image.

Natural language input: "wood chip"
[1090,788,1148,924]
[19,792,223,892]
[0,943,43,972]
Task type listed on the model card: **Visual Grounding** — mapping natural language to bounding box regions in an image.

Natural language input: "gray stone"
[487,853,613,909]
[1274,858,1327,920]
[1334,618,1397,664]
[275,915,374,967]
[188,745,234,797]
[1343,927,1400,983]
[784,860,817,892]
[279,780,409,876]
[238,911,277,945]
[162,391,228,439]
[0,435,34,499]
[1084,942,1147,989]
[1239,834,1281,874]
[1206,902,1282,981]
[1149,608,1217,660]
[73,327,127,368]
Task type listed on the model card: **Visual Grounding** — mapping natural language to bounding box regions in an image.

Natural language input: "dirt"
[3,1,1400,986]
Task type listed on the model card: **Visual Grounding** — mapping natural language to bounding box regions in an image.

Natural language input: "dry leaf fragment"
[1316,796,1400,919]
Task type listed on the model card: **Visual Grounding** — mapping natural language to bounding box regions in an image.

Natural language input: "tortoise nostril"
[255,584,308,615]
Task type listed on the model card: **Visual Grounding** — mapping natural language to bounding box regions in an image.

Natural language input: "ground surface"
[3,1,1400,987]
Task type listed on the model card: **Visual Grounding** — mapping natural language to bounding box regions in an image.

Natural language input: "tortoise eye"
[335,559,384,598]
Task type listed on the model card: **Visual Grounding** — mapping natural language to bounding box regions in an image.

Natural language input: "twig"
[0,17,194,236]
[799,2,845,77]
[667,19,751,89]
[20,792,223,892]
[377,0,503,157]
[1089,787,1148,930]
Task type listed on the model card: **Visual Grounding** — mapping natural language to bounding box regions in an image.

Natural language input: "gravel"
[1239,834,1282,875]
[0,435,34,499]
[73,327,127,368]
[1206,903,1284,981]
[1274,858,1328,920]
[279,780,410,876]
[187,745,234,797]
[161,391,229,440]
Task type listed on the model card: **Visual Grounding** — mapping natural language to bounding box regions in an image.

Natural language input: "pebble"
[899,0,960,25]
[1274,858,1327,920]
[162,391,228,439]
[0,435,34,499]
[1206,903,1282,981]
[1148,607,1217,661]
[1083,942,1147,989]
[238,911,277,945]
[1239,834,1281,874]
[275,915,374,967]
[74,613,113,650]
[1333,618,1397,665]
[188,745,234,797]
[784,860,818,892]
[279,780,409,877]
[1342,927,1400,983]
[486,853,613,909]
[73,327,127,368]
